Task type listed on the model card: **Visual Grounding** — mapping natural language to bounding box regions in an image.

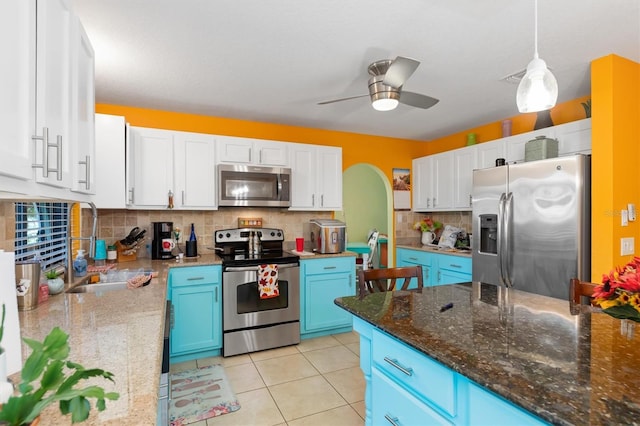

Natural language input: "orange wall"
[95,104,425,186]
[591,54,640,278]
[421,95,591,156]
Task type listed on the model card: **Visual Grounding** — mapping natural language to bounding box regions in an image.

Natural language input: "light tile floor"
[171,332,365,426]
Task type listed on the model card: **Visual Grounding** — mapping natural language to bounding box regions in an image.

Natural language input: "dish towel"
[258,264,279,299]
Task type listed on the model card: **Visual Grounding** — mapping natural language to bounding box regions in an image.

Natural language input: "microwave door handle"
[497,192,506,287]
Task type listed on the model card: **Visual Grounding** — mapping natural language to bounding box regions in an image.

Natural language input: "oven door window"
[236,279,289,314]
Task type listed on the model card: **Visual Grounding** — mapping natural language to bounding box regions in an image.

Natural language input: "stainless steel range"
[215,227,300,357]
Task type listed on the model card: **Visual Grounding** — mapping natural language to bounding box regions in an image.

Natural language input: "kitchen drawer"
[397,248,433,266]
[169,266,221,287]
[302,256,354,275]
[436,254,471,273]
[372,329,456,416]
[371,368,453,426]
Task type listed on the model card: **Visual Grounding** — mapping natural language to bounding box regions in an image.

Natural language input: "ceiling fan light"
[516,57,558,113]
[372,97,399,111]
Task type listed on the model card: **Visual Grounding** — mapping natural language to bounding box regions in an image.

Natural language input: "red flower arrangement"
[593,256,640,322]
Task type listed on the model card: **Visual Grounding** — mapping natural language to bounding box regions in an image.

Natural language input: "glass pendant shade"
[516,56,558,113]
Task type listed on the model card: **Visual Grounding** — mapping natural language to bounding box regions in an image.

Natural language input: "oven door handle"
[224,262,299,272]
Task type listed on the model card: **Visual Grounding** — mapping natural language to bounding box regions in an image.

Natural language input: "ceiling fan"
[318,56,439,111]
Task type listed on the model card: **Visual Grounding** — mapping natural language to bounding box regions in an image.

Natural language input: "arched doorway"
[336,163,394,267]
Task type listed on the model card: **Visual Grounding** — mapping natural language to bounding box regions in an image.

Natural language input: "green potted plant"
[44,270,64,295]
[0,326,119,425]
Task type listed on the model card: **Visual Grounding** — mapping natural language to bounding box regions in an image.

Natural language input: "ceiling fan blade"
[383,56,420,88]
[399,92,439,109]
[317,94,369,105]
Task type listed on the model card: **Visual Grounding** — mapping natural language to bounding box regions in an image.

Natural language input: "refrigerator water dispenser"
[480,214,498,254]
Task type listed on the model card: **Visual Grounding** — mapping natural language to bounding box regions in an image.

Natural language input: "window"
[15,202,69,270]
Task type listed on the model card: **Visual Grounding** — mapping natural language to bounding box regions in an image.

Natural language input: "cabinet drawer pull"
[383,356,413,376]
[215,287,218,303]
[449,264,462,268]
[187,276,205,281]
[384,414,400,426]
[78,155,91,190]
[408,257,418,261]
[323,266,337,270]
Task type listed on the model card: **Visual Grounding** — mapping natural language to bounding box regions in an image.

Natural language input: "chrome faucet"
[66,201,98,283]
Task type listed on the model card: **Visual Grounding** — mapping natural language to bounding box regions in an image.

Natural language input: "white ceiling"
[73,0,640,141]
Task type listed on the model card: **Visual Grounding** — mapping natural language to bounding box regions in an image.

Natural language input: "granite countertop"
[397,243,472,258]
[335,283,640,426]
[14,254,222,425]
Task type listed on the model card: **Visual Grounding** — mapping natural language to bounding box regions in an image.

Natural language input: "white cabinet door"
[432,152,453,210]
[34,0,73,189]
[453,147,476,210]
[289,144,315,209]
[504,127,557,164]
[254,139,289,166]
[289,143,343,210]
[412,156,433,211]
[70,16,95,194]
[128,127,174,208]
[0,0,34,181]
[557,118,591,155]
[316,146,342,210]
[476,140,506,169]
[94,114,126,209]
[174,131,216,209]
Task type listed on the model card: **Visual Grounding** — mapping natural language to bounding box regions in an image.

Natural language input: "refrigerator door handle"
[497,192,507,286]
[503,192,514,288]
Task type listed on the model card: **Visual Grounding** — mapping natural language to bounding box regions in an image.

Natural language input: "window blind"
[15,202,69,270]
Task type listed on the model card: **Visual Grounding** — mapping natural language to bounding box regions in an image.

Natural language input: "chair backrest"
[569,277,597,315]
[358,266,423,296]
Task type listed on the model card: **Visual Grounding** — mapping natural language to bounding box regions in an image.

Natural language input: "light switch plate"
[629,203,636,221]
[622,209,629,226]
[621,237,635,256]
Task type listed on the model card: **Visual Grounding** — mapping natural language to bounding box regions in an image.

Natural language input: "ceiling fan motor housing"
[368,75,400,103]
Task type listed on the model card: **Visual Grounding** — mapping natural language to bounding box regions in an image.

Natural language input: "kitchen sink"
[66,281,130,293]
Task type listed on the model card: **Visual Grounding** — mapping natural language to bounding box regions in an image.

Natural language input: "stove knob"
[277,231,282,237]
[226,233,231,238]
[270,231,275,237]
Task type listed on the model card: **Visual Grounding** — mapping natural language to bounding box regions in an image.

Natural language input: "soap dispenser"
[73,249,88,277]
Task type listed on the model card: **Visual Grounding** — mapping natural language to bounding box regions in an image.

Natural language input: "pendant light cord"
[533,0,539,59]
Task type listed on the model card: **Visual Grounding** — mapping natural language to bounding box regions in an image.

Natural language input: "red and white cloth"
[258,264,279,299]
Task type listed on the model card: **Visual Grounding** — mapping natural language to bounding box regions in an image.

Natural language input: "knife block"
[115,241,137,262]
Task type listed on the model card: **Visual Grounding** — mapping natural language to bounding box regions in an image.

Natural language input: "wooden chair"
[358,266,423,297]
[569,277,597,315]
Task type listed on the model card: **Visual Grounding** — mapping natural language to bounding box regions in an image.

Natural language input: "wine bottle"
[189,223,196,241]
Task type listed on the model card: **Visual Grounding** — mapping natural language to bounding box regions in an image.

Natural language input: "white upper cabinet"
[0,0,95,201]
[452,147,476,210]
[34,0,73,189]
[0,0,34,182]
[432,152,454,210]
[174,131,216,209]
[556,118,591,156]
[94,114,126,209]
[217,136,288,166]
[412,156,434,211]
[504,127,557,164]
[70,16,95,194]
[289,143,342,211]
[127,127,217,210]
[412,152,453,212]
[476,139,506,169]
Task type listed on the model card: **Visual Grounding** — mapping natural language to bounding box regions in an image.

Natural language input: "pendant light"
[516,0,558,113]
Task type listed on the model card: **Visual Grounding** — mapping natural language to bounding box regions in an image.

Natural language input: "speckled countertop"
[396,243,472,258]
[336,283,640,426]
[13,250,353,425]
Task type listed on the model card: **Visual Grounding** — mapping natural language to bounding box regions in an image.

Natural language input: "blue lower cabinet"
[396,248,433,286]
[397,248,472,287]
[354,318,547,426]
[168,266,222,361]
[436,254,472,285]
[301,257,356,338]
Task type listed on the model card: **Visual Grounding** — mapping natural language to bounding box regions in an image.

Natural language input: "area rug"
[169,364,241,425]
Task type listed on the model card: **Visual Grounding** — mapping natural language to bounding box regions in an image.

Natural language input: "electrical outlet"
[621,237,635,256]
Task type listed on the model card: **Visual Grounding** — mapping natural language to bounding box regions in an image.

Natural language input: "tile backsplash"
[395,210,471,245]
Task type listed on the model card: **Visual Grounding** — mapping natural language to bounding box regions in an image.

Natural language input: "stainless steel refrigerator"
[471,154,591,299]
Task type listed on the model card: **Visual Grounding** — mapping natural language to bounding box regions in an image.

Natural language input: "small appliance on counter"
[152,222,174,260]
[303,219,346,254]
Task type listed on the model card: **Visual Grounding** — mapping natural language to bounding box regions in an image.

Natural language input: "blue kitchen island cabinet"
[300,256,356,338]
[355,317,547,426]
[168,265,222,362]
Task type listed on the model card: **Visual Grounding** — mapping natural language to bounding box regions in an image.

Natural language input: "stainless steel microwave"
[218,164,291,207]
